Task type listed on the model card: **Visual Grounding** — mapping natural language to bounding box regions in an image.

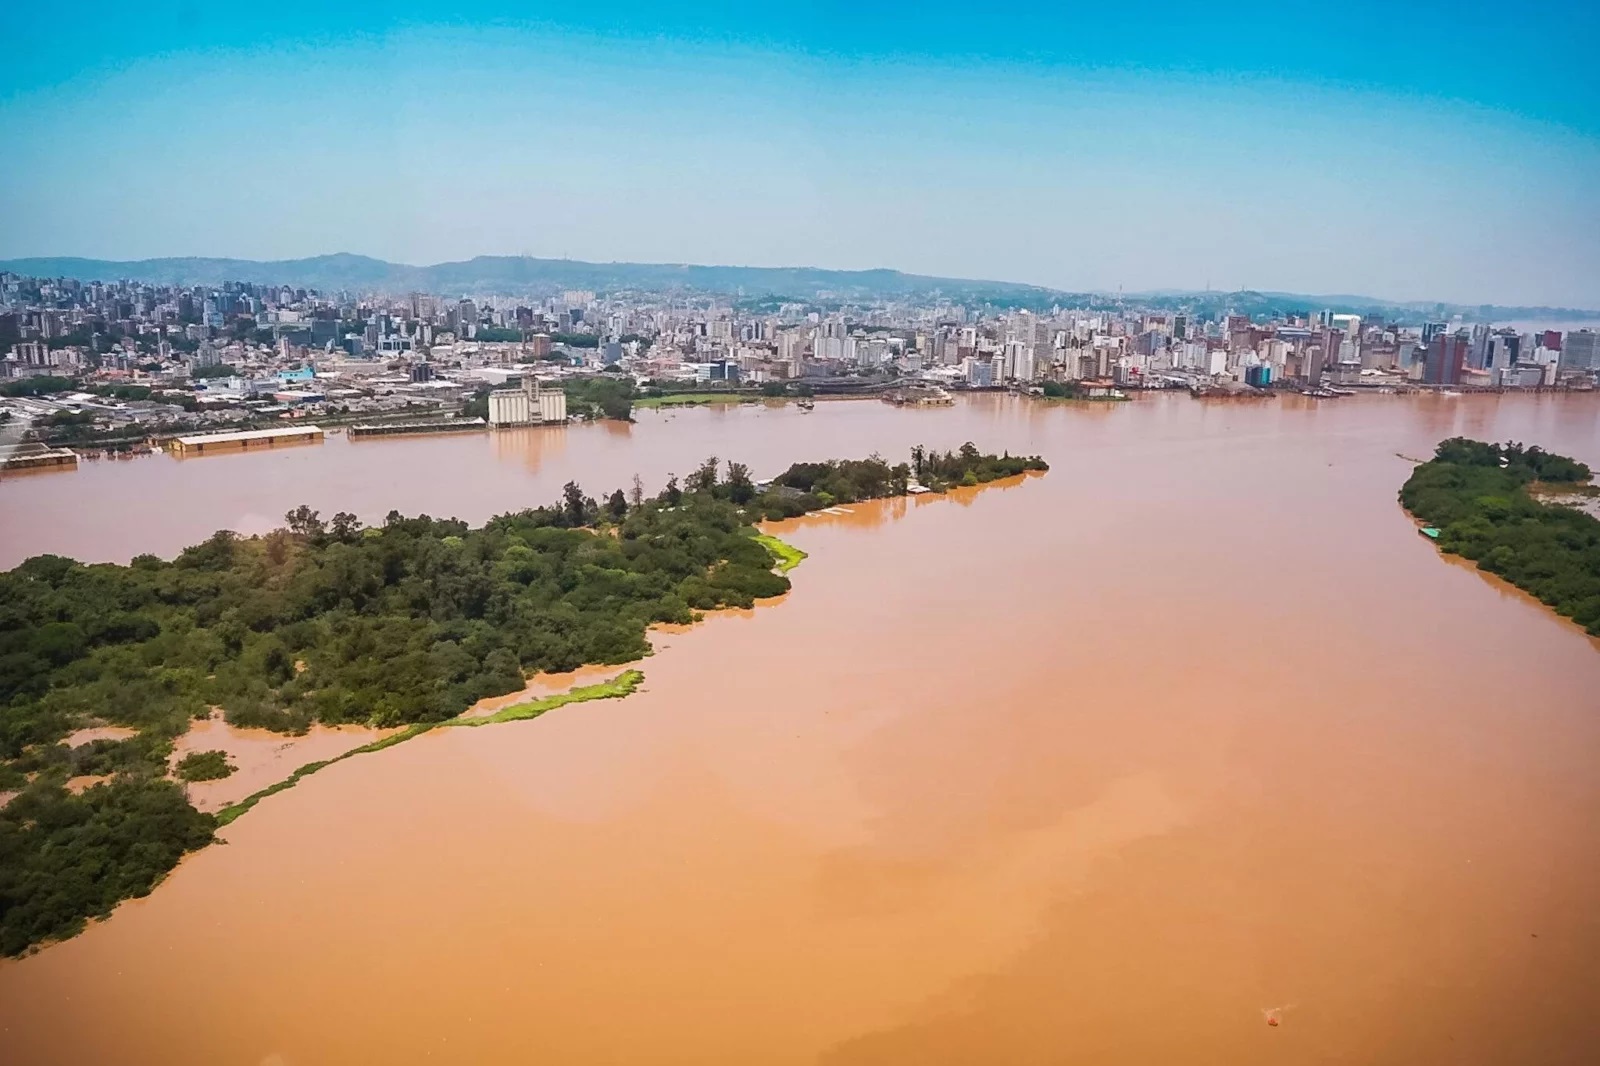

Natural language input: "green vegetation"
[1039,380,1127,401]
[212,670,645,829]
[190,364,240,379]
[0,778,215,957]
[562,376,635,420]
[472,327,524,342]
[752,535,806,574]
[0,376,76,397]
[1400,437,1600,636]
[0,444,1041,955]
[634,392,753,409]
[462,375,636,423]
[211,722,434,828]
[174,749,234,782]
[762,442,1048,509]
[461,385,490,420]
[449,668,643,728]
[551,332,600,348]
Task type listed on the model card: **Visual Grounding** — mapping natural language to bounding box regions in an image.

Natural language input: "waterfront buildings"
[486,375,567,427]
[169,425,324,456]
[1424,333,1470,386]
[2,267,1596,458]
[1566,330,1599,372]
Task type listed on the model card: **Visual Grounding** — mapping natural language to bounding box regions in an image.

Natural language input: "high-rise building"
[1563,329,1599,371]
[1486,329,1520,371]
[1424,332,1469,385]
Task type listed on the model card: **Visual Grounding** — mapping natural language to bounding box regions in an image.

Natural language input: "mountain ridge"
[2,253,1596,322]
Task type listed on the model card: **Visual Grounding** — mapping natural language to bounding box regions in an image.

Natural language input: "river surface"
[2,393,1599,1065]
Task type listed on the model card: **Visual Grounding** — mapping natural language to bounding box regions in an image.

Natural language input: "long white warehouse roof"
[173,425,324,446]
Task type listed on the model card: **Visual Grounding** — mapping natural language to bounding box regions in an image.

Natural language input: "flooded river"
[2,393,1599,1065]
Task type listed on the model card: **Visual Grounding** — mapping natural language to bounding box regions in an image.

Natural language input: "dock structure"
[349,418,487,438]
[169,425,324,457]
[0,442,80,472]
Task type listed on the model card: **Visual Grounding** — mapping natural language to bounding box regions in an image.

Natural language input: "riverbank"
[634,392,764,409]
[4,393,1600,1064]
[214,670,647,828]
[1400,437,1600,638]
[0,441,1040,956]
[752,533,807,573]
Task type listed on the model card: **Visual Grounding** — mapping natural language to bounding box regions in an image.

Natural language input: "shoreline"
[214,669,648,828]
[1,470,1047,959]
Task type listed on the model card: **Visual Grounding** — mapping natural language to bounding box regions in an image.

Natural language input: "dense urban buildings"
[2,268,1597,454]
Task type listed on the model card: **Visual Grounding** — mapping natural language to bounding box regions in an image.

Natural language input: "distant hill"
[1,253,1595,324]
[0,253,1066,306]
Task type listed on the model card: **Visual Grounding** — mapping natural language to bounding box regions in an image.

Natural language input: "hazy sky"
[2,2,1598,306]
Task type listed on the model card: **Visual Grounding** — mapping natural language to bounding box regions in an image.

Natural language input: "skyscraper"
[1424,332,1469,385]
[1563,329,1598,371]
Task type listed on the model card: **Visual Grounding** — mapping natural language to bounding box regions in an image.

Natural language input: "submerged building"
[170,425,324,456]
[487,374,567,427]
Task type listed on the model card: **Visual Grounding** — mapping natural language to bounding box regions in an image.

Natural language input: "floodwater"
[169,715,400,814]
[2,393,1600,1065]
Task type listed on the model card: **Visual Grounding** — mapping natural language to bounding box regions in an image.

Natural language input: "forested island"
[1400,437,1600,637]
[0,443,1046,956]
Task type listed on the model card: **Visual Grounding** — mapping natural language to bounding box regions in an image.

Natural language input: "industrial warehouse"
[486,375,567,427]
[169,425,325,457]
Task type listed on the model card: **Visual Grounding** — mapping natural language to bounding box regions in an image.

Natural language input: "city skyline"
[3,3,1598,306]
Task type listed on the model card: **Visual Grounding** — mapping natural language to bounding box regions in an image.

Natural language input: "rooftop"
[172,425,324,446]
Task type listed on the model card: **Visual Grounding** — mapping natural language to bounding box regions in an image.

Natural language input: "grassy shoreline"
[3,445,1043,956]
[634,393,758,409]
[753,533,806,573]
[215,531,799,827]
[214,670,645,827]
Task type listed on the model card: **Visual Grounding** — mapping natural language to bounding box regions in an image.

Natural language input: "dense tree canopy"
[0,443,1044,955]
[562,376,635,421]
[767,441,1047,509]
[175,750,234,782]
[1401,437,1600,635]
[0,778,214,957]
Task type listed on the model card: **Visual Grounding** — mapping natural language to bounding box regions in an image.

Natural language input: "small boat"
[797,399,815,411]
[1419,526,1441,539]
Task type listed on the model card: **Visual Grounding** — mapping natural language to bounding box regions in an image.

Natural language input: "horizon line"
[1,251,1597,315]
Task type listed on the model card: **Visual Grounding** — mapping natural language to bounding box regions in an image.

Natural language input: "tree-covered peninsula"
[1400,437,1600,636]
[0,443,1046,956]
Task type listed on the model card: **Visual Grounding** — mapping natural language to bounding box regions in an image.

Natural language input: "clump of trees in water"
[763,442,1047,512]
[175,750,234,782]
[0,443,1044,956]
[1400,437,1600,635]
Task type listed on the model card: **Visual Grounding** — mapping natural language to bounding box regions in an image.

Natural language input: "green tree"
[175,750,235,782]
[725,461,755,504]
[687,456,720,494]
[285,505,325,538]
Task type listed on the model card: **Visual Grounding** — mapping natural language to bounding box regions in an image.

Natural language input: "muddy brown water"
[2,393,1599,1065]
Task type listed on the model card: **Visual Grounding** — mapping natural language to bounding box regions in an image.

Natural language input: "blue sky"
[2,2,1597,305]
